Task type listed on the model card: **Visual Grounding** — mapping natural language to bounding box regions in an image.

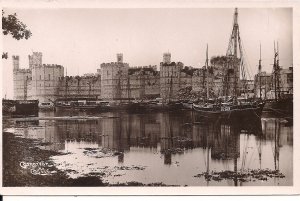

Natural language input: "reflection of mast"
[274,120,280,171]
[206,126,210,186]
[116,117,124,164]
[234,130,238,187]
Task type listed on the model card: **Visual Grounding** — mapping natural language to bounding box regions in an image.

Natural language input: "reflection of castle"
[14,112,292,168]
[210,122,240,160]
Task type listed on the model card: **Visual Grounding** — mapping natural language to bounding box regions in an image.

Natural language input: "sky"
[2,8,293,98]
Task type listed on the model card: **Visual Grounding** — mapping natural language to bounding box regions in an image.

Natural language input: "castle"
[13,52,64,103]
[13,52,292,104]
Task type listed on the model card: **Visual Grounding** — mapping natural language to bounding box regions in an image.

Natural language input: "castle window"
[49,74,51,80]
[40,75,41,80]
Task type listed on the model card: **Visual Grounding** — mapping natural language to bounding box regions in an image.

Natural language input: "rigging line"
[240,38,254,80]
[238,35,252,81]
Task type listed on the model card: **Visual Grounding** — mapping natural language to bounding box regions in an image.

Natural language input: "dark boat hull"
[193,102,265,120]
[2,99,39,118]
[263,98,293,115]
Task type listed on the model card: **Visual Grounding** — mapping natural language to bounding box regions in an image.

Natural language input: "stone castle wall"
[58,75,101,99]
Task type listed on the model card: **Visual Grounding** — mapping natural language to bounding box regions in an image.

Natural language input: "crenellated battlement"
[12,55,19,60]
[100,62,129,67]
[42,64,64,69]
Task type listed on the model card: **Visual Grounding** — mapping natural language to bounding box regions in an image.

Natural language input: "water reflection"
[9,110,293,186]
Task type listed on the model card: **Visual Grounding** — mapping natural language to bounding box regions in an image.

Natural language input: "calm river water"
[4,110,293,186]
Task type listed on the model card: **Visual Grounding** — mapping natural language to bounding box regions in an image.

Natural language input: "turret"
[28,52,43,69]
[12,55,19,71]
[117,53,123,63]
[163,52,171,64]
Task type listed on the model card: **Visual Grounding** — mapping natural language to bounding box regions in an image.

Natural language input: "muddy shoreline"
[3,132,108,186]
[3,132,176,187]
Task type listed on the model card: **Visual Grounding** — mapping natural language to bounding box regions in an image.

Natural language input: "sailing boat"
[193,8,265,119]
[263,42,293,116]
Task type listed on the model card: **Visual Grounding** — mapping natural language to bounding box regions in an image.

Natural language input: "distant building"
[192,66,214,98]
[13,51,292,104]
[100,53,129,101]
[13,52,64,102]
[57,75,101,100]
[128,66,160,100]
[254,71,272,99]
[13,55,32,100]
[30,63,64,102]
[240,79,254,98]
[210,55,241,98]
[254,67,292,100]
[160,53,184,102]
[192,55,240,99]
[279,67,293,95]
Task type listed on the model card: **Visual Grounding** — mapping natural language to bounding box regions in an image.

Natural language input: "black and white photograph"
[1,0,299,195]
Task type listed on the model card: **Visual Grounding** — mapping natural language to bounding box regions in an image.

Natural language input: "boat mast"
[226,8,240,102]
[258,43,262,99]
[276,42,281,99]
[205,44,210,100]
[233,8,238,58]
[273,41,278,101]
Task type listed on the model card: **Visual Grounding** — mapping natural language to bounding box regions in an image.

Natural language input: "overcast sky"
[2,8,292,98]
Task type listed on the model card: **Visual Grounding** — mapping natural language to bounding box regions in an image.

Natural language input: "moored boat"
[2,99,39,117]
[39,102,55,110]
[193,100,265,119]
[193,9,265,120]
[181,100,193,110]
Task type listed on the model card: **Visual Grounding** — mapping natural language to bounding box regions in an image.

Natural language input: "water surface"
[4,110,293,186]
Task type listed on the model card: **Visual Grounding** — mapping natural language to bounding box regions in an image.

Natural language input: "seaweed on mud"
[82,147,123,158]
[110,181,179,186]
[114,165,146,171]
[194,169,285,182]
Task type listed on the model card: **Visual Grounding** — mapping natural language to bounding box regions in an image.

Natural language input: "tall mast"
[273,41,278,101]
[259,43,262,99]
[226,8,240,102]
[277,42,280,99]
[206,44,209,99]
[233,8,239,58]
[227,8,239,58]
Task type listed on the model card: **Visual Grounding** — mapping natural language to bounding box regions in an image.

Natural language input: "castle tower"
[29,52,43,69]
[117,53,123,63]
[12,55,20,71]
[163,53,171,64]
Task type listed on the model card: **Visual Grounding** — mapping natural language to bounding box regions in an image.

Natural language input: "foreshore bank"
[3,132,106,186]
[3,132,174,187]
